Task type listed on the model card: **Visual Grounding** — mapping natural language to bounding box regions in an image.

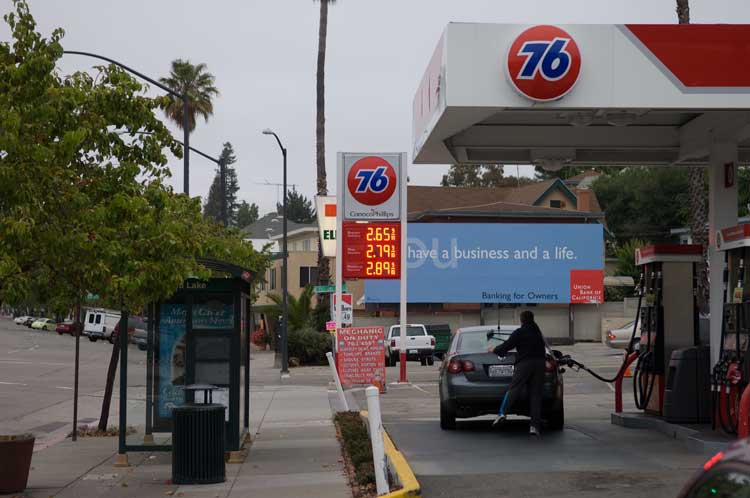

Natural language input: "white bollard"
[365,386,389,496]
[326,352,349,411]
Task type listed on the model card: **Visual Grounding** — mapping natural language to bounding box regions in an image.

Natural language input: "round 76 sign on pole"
[336,152,408,383]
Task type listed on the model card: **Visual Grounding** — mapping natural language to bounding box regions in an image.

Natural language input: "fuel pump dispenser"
[715,224,750,435]
[633,245,703,417]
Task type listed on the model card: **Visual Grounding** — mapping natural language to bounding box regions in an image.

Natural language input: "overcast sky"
[3,0,749,215]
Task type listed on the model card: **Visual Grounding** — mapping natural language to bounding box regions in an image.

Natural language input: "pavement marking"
[412,384,431,394]
[0,381,27,386]
[0,360,67,366]
[55,386,73,390]
[605,382,615,392]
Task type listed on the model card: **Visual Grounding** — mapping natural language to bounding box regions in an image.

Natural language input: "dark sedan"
[677,438,750,497]
[439,325,564,431]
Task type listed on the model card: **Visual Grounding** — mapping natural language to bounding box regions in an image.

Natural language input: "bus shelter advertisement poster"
[158,304,186,418]
[365,223,604,304]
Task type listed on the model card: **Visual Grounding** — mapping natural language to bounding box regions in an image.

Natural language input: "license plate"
[408,349,418,354]
[489,365,514,378]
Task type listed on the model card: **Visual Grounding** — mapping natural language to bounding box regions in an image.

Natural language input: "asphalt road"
[355,343,709,498]
[0,316,146,444]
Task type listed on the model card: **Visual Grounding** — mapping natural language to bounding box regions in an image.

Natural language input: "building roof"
[241,213,316,240]
[407,181,603,220]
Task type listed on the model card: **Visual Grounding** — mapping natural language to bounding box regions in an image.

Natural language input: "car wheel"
[546,403,564,431]
[440,403,456,430]
[138,344,147,351]
[89,337,96,342]
[427,357,434,366]
[420,357,427,366]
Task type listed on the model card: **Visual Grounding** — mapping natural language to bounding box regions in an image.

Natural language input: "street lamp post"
[262,129,289,376]
[63,51,191,195]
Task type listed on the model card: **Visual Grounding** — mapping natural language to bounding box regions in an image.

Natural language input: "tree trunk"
[316,0,329,197]
[97,336,120,431]
[677,1,709,311]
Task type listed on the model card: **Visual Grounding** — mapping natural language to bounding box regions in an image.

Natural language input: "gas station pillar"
[708,142,739,365]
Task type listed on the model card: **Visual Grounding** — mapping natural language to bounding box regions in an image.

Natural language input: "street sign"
[332,293,353,326]
[506,25,581,102]
[314,284,348,294]
[326,320,337,332]
[342,222,401,280]
[336,326,386,391]
[342,153,402,221]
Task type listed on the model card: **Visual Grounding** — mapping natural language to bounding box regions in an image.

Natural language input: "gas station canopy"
[413,24,750,168]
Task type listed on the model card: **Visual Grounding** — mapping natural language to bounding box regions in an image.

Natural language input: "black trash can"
[172,404,226,484]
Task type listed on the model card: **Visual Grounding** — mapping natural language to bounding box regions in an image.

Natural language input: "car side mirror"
[551,350,563,360]
[486,331,494,339]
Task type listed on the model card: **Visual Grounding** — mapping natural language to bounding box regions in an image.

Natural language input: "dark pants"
[503,359,545,429]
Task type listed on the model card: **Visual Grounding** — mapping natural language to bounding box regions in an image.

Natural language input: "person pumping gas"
[487,310,548,436]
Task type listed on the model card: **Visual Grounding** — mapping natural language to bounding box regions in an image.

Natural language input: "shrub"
[288,326,332,365]
[250,329,266,347]
[335,412,375,486]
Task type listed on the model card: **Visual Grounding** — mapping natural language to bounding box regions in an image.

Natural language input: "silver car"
[605,321,641,349]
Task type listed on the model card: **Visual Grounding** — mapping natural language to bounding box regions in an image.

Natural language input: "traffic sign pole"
[399,152,408,383]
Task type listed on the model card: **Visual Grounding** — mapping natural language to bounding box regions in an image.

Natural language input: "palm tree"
[314,0,336,288]
[676,0,709,311]
[268,285,314,332]
[159,59,219,133]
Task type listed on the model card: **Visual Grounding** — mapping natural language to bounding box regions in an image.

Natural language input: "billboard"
[365,223,603,304]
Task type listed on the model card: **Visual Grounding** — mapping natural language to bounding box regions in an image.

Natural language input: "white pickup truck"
[386,324,436,367]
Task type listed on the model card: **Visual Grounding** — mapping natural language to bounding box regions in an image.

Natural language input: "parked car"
[676,438,750,497]
[56,320,75,335]
[426,323,452,359]
[605,320,641,350]
[23,316,38,327]
[31,318,56,331]
[84,309,121,342]
[438,325,565,431]
[14,316,32,325]
[386,324,435,366]
[133,322,148,351]
[111,316,147,346]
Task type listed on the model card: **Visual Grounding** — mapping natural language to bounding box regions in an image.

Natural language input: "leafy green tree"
[592,168,691,242]
[441,164,535,188]
[0,0,270,429]
[159,59,219,133]
[277,188,316,224]
[236,201,259,228]
[267,285,314,332]
[534,165,619,180]
[204,142,240,225]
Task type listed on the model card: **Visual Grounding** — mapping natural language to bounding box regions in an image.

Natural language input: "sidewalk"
[9,352,351,498]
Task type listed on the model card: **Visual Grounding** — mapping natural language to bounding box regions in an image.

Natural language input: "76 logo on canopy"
[506,25,582,102]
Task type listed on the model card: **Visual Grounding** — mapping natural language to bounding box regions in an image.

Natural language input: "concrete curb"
[612,411,731,454]
[360,411,421,498]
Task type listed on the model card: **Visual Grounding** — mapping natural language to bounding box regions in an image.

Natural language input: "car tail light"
[545,359,557,373]
[703,451,724,471]
[447,359,463,374]
[461,360,475,372]
[390,339,396,348]
[430,337,435,347]
[607,332,616,340]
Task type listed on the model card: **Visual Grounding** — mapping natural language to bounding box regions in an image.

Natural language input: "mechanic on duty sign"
[342,153,402,220]
[336,326,386,390]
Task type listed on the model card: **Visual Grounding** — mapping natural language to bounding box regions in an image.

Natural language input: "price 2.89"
[365,260,397,277]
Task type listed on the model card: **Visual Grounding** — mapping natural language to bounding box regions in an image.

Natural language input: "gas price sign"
[342,222,401,279]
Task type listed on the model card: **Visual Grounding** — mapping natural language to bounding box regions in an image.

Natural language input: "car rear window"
[390,326,425,337]
[455,330,513,354]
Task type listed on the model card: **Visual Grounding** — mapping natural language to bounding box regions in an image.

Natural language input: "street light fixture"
[63,50,192,195]
[262,129,289,376]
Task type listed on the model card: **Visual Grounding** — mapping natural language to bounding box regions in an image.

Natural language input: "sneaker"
[529,425,540,436]
[491,414,506,427]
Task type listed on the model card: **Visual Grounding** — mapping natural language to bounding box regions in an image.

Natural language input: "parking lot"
[360,343,709,498]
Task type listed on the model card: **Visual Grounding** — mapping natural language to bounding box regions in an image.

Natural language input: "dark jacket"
[492,322,547,364]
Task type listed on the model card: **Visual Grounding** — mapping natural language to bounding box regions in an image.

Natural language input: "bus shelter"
[412,23,750,365]
[116,258,255,462]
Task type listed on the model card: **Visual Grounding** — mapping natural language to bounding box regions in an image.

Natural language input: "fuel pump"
[714,225,750,435]
[633,245,703,417]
